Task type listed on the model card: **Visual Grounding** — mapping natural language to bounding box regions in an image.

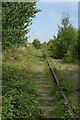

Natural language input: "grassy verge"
[48,57,79,119]
[2,46,43,120]
[2,45,79,119]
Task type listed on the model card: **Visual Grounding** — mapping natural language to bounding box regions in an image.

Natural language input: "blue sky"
[27,2,78,43]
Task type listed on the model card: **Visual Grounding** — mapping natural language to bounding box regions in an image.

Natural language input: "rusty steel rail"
[47,60,77,118]
[48,60,59,85]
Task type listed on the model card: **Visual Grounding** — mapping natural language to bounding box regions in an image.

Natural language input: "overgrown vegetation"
[47,13,78,63]
[2,46,43,119]
[32,38,41,49]
[2,2,43,119]
[49,58,78,119]
[2,2,40,49]
[2,2,78,119]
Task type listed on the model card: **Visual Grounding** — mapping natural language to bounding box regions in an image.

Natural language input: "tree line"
[2,2,78,63]
[32,13,78,63]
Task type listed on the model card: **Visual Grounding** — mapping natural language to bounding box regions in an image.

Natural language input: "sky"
[27,2,78,43]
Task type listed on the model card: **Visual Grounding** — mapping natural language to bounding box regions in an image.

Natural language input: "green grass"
[2,46,43,119]
[48,57,78,119]
[2,45,79,119]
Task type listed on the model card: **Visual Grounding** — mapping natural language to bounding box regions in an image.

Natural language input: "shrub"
[32,39,41,49]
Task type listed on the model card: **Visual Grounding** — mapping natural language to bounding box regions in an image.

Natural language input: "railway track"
[26,59,78,119]
[47,59,78,119]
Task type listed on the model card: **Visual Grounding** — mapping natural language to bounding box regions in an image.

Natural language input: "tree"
[2,2,40,49]
[47,37,57,58]
[32,38,41,49]
[48,13,78,62]
[55,13,78,61]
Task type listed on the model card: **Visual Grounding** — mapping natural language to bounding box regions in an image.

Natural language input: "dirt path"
[33,60,56,118]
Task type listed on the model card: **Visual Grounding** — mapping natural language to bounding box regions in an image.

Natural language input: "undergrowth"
[2,46,43,119]
[48,57,79,119]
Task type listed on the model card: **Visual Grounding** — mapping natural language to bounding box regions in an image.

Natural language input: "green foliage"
[42,50,46,59]
[47,39,54,57]
[2,2,40,49]
[59,80,71,95]
[53,95,77,119]
[2,46,43,119]
[61,13,69,28]
[57,14,78,60]
[48,13,78,63]
[47,38,57,58]
[41,42,49,57]
[2,63,42,119]
[32,38,41,49]
[63,50,73,62]
[49,58,78,119]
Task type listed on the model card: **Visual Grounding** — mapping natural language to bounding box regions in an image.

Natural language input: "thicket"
[2,46,44,119]
[2,62,41,119]
[2,2,78,119]
[48,13,78,63]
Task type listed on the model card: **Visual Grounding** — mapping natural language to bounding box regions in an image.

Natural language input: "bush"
[42,51,46,59]
[47,13,78,63]
[2,63,42,119]
[63,50,73,63]
[32,39,41,49]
